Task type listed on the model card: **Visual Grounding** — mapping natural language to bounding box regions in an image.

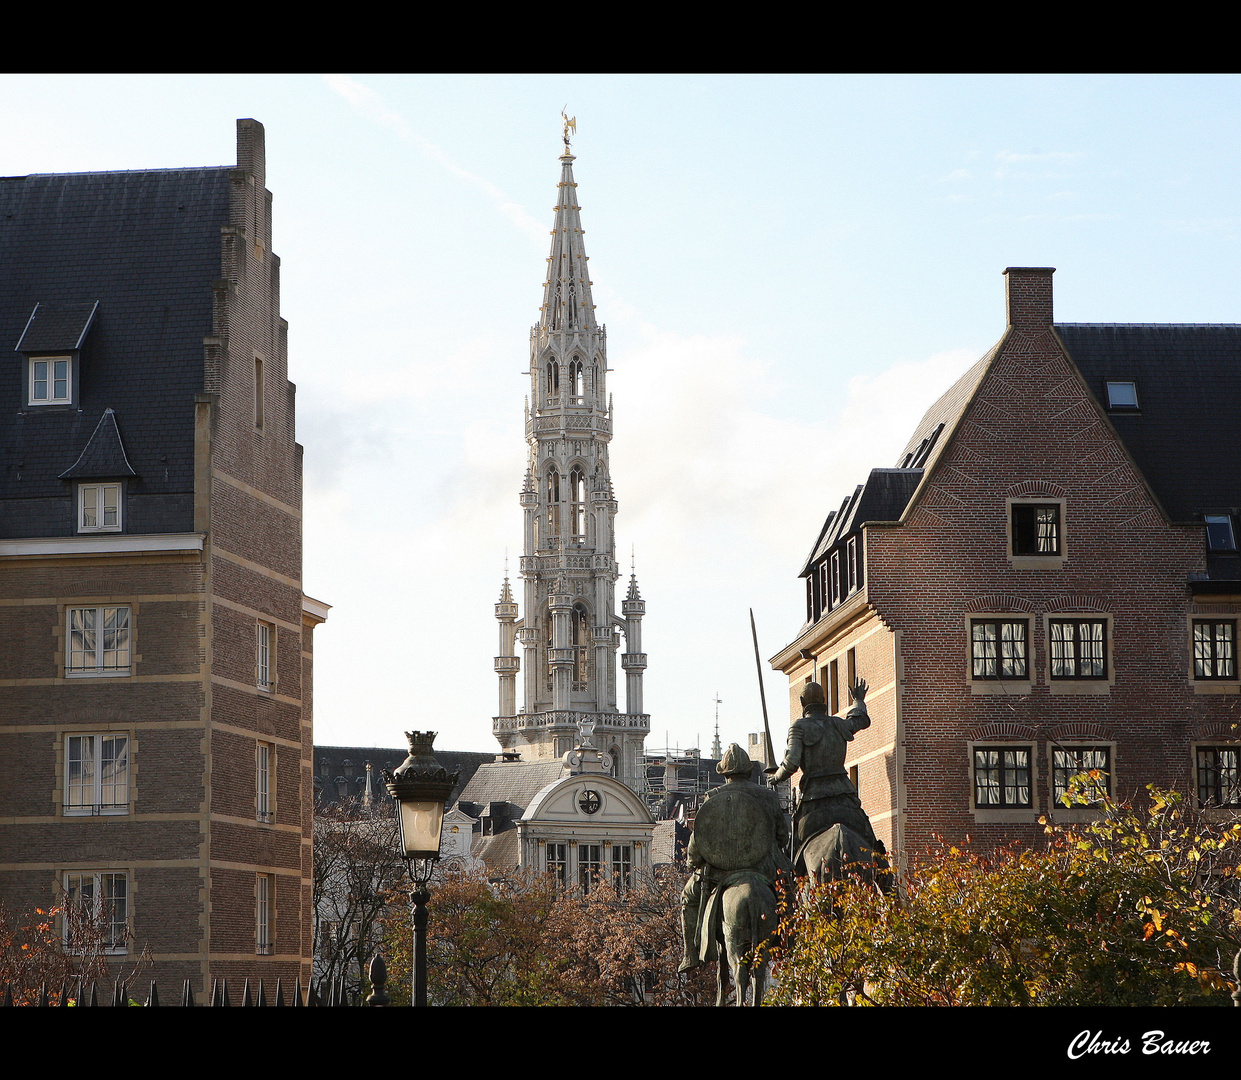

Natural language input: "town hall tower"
[493,127,649,786]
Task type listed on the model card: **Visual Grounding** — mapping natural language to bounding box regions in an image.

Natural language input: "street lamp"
[383,731,459,1007]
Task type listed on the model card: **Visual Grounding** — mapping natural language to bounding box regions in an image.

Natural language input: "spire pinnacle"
[626,571,642,602]
[540,139,596,333]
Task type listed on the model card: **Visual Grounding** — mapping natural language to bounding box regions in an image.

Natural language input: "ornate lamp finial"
[561,108,577,153]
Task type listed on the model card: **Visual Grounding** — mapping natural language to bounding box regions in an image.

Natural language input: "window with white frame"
[78,483,121,533]
[1051,745,1112,806]
[66,606,131,676]
[1193,620,1236,680]
[256,873,274,955]
[611,843,633,892]
[546,843,568,885]
[1196,746,1241,808]
[1105,380,1139,410]
[257,742,273,823]
[257,622,273,691]
[973,746,1032,808]
[1049,618,1107,679]
[971,619,1029,680]
[65,734,129,815]
[63,871,128,953]
[28,355,71,405]
[578,844,602,892]
[1204,515,1237,552]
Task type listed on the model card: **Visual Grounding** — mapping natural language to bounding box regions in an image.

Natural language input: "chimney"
[1003,267,1055,329]
[236,118,266,189]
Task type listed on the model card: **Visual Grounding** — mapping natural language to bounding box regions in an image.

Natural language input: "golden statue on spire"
[561,108,577,153]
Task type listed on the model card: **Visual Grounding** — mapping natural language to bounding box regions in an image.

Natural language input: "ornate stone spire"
[540,153,596,334]
[492,131,650,787]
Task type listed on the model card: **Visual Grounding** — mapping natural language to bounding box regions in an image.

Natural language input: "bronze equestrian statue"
[770,678,892,891]
[680,743,792,1005]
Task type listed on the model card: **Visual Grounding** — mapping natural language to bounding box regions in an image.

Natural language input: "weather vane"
[561,108,576,153]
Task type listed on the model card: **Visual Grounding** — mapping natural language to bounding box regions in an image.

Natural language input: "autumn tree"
[770,784,1241,1006]
[383,865,713,1006]
[0,900,150,1005]
[312,796,404,1000]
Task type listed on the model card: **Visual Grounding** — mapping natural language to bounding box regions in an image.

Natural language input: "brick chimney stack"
[1003,266,1055,329]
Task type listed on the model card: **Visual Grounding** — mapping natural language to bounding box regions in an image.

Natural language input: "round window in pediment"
[578,788,602,815]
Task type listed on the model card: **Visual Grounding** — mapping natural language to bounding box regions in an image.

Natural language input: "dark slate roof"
[895,346,995,475]
[1056,324,1241,523]
[58,409,136,478]
[472,829,520,870]
[457,759,567,823]
[15,301,98,352]
[800,469,924,575]
[313,745,495,809]
[0,167,232,537]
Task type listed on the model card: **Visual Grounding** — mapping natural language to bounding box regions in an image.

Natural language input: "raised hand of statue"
[849,677,868,705]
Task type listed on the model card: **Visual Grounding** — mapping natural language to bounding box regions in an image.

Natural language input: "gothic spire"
[626,570,643,602]
[540,153,597,333]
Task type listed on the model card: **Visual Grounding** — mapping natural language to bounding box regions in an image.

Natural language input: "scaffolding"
[639,745,723,818]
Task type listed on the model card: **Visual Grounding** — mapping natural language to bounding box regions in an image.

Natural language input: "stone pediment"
[523,773,653,826]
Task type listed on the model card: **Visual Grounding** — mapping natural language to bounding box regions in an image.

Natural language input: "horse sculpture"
[798,822,893,893]
[682,744,792,1007]
[711,872,780,1006]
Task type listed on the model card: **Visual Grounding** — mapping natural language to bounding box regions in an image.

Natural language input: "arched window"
[545,359,559,401]
[572,603,591,690]
[569,466,586,539]
[546,469,561,537]
[545,614,554,692]
[569,358,584,403]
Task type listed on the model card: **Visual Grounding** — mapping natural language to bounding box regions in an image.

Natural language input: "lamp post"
[383,731,459,1007]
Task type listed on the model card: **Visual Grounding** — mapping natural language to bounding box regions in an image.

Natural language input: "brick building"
[773,267,1241,865]
[0,119,327,999]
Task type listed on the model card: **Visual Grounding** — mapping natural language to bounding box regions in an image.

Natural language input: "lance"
[749,608,776,772]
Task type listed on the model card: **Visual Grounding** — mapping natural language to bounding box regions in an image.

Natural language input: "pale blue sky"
[4,74,1240,753]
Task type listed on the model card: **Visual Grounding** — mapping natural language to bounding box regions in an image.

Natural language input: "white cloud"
[994,150,1083,164]
[322,74,546,244]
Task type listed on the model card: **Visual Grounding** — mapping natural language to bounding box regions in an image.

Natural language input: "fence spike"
[38,982,48,1007]
[209,978,219,1007]
[292,976,303,1007]
[87,981,98,1007]
[242,978,253,1007]
[366,953,390,1006]
[112,978,126,1007]
[220,977,231,1006]
[147,979,160,1007]
[182,978,194,1007]
[256,979,268,1007]
[58,980,69,1007]
[273,977,285,1007]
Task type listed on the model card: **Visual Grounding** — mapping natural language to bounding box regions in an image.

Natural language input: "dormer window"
[29,356,72,405]
[1105,380,1139,410]
[16,301,97,409]
[1205,515,1236,552]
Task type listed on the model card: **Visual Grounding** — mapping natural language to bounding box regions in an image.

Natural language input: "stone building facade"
[491,140,650,787]
[773,267,1241,864]
[0,119,326,999]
